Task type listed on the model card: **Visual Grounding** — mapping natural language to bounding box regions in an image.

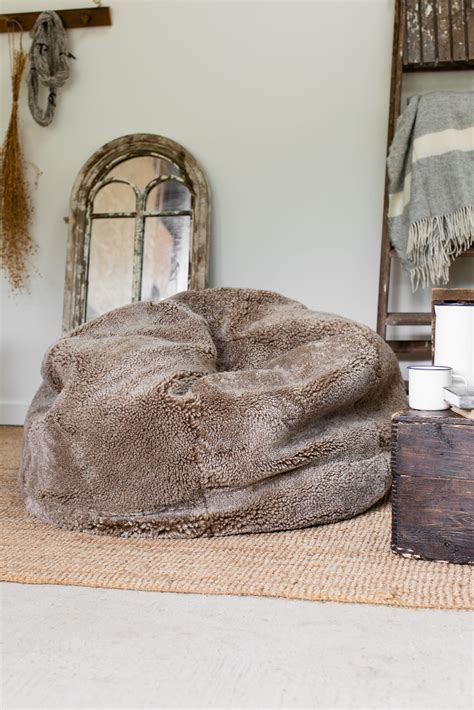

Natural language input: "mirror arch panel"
[63,133,210,331]
[92,179,139,214]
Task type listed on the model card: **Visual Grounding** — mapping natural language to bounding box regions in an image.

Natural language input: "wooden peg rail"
[0,6,112,33]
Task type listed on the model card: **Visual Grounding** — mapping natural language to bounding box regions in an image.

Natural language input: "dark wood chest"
[391,409,474,564]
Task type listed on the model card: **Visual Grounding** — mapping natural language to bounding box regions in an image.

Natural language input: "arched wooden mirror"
[63,134,210,331]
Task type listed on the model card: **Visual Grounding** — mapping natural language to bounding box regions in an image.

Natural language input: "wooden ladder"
[376,0,474,358]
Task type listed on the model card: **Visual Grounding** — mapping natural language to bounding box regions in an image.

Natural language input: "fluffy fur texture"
[20,288,407,538]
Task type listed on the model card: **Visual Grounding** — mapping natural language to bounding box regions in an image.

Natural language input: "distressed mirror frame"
[63,133,210,332]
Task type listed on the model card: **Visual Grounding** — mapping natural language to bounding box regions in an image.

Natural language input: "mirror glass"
[93,181,136,213]
[85,155,192,321]
[141,215,191,301]
[86,219,135,321]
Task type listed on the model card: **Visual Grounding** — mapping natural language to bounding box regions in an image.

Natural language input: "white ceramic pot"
[434,305,474,386]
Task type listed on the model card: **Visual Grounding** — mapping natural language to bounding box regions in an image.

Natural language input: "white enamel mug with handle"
[408,365,467,411]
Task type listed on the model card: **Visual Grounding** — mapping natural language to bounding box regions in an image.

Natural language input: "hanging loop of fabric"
[27,11,76,127]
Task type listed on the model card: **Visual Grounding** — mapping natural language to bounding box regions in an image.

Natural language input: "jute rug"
[1,427,472,610]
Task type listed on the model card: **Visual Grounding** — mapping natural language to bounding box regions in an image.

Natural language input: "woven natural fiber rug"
[1,427,472,610]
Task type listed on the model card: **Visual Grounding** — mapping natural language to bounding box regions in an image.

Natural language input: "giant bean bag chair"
[20,288,407,538]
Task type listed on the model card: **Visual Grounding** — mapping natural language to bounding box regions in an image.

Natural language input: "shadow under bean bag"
[20,288,407,538]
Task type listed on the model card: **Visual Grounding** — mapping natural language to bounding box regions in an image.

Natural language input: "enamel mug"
[408,365,466,411]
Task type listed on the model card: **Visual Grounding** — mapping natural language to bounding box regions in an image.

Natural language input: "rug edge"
[1,575,472,612]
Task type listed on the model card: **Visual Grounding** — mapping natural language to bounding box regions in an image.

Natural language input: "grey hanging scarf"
[28,11,75,127]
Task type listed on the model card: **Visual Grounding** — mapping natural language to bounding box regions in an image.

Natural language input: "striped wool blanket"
[387,91,473,290]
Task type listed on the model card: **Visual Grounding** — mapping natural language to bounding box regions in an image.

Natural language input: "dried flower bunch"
[0,32,35,291]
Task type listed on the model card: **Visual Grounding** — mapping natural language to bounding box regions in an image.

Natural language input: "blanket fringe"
[407,205,473,291]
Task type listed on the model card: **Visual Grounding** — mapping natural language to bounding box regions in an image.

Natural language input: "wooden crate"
[391,409,474,564]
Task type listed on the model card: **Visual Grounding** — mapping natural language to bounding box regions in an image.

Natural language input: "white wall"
[0,0,466,424]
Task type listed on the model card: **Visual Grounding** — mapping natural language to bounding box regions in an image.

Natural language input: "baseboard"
[0,401,28,426]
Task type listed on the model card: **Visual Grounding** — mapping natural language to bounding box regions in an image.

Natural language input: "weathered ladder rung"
[387,339,431,355]
[385,312,431,326]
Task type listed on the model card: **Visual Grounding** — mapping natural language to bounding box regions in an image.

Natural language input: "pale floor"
[1,583,472,710]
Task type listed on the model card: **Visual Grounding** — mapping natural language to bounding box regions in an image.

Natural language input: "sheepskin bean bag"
[20,288,407,538]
